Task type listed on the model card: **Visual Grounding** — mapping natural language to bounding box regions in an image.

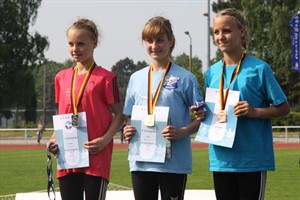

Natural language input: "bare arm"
[234,101,290,119]
[191,105,206,121]
[101,102,125,144]
[84,102,124,154]
[123,115,136,141]
[161,119,201,141]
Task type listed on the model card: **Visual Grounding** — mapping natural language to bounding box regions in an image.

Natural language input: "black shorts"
[59,172,108,200]
[131,171,187,200]
[213,171,267,200]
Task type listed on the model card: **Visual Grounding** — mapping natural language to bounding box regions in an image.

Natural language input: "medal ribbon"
[46,146,56,200]
[147,62,172,115]
[71,61,95,115]
[219,53,246,110]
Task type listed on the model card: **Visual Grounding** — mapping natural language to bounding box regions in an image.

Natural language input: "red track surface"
[0,142,299,150]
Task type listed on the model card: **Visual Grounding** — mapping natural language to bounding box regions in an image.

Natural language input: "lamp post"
[184,31,192,72]
[203,0,210,72]
[43,64,46,125]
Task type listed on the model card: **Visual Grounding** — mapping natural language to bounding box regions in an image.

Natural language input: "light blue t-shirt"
[205,55,288,172]
[123,63,203,174]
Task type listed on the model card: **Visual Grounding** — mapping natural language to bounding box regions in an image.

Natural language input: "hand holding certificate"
[128,105,169,163]
[53,112,89,169]
[195,88,240,148]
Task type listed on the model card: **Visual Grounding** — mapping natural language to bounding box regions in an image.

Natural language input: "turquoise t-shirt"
[205,55,287,172]
[123,63,203,174]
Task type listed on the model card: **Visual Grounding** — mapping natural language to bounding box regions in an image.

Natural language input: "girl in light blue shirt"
[123,16,204,200]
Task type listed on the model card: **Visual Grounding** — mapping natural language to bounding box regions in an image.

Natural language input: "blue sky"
[30,0,217,71]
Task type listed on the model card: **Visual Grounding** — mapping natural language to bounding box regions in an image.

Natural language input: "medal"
[147,61,172,158]
[147,61,172,119]
[72,114,79,127]
[144,114,155,127]
[71,61,95,128]
[219,53,246,121]
[217,110,227,123]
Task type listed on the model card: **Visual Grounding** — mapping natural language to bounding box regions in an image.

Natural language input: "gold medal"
[146,62,172,127]
[144,114,155,127]
[217,110,227,123]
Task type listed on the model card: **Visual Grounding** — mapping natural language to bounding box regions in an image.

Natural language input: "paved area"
[16,190,216,200]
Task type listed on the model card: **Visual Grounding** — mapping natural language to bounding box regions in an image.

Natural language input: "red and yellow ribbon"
[147,62,172,115]
[71,61,95,115]
[219,53,246,110]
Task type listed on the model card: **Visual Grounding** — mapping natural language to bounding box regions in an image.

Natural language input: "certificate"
[128,105,169,163]
[195,88,240,148]
[53,112,89,169]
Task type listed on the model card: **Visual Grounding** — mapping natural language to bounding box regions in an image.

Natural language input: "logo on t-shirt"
[163,76,180,90]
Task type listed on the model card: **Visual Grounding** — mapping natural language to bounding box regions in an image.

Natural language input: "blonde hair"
[67,18,100,46]
[142,16,175,53]
[215,8,250,49]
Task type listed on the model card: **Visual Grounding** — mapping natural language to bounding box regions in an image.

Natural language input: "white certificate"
[53,112,89,169]
[128,105,169,163]
[195,88,240,148]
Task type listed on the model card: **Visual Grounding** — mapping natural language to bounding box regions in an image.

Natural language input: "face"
[67,28,96,64]
[144,34,173,62]
[213,15,245,54]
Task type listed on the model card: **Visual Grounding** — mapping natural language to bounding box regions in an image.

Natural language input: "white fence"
[271,126,300,143]
[0,128,53,144]
[0,126,299,144]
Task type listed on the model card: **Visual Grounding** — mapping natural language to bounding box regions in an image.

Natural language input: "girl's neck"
[151,59,170,72]
[223,51,244,66]
[76,60,94,75]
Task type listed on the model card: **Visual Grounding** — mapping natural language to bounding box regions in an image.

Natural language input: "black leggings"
[131,171,187,200]
[213,171,267,200]
[59,173,108,200]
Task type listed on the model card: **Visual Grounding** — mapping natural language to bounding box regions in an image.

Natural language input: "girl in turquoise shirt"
[194,8,290,200]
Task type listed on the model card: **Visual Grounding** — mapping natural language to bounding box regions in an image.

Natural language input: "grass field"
[0,148,299,200]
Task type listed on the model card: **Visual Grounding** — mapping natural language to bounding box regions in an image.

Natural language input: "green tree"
[212,0,300,111]
[33,60,69,124]
[173,53,205,94]
[111,58,147,101]
[0,0,49,125]
[111,55,205,103]
[136,60,148,72]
